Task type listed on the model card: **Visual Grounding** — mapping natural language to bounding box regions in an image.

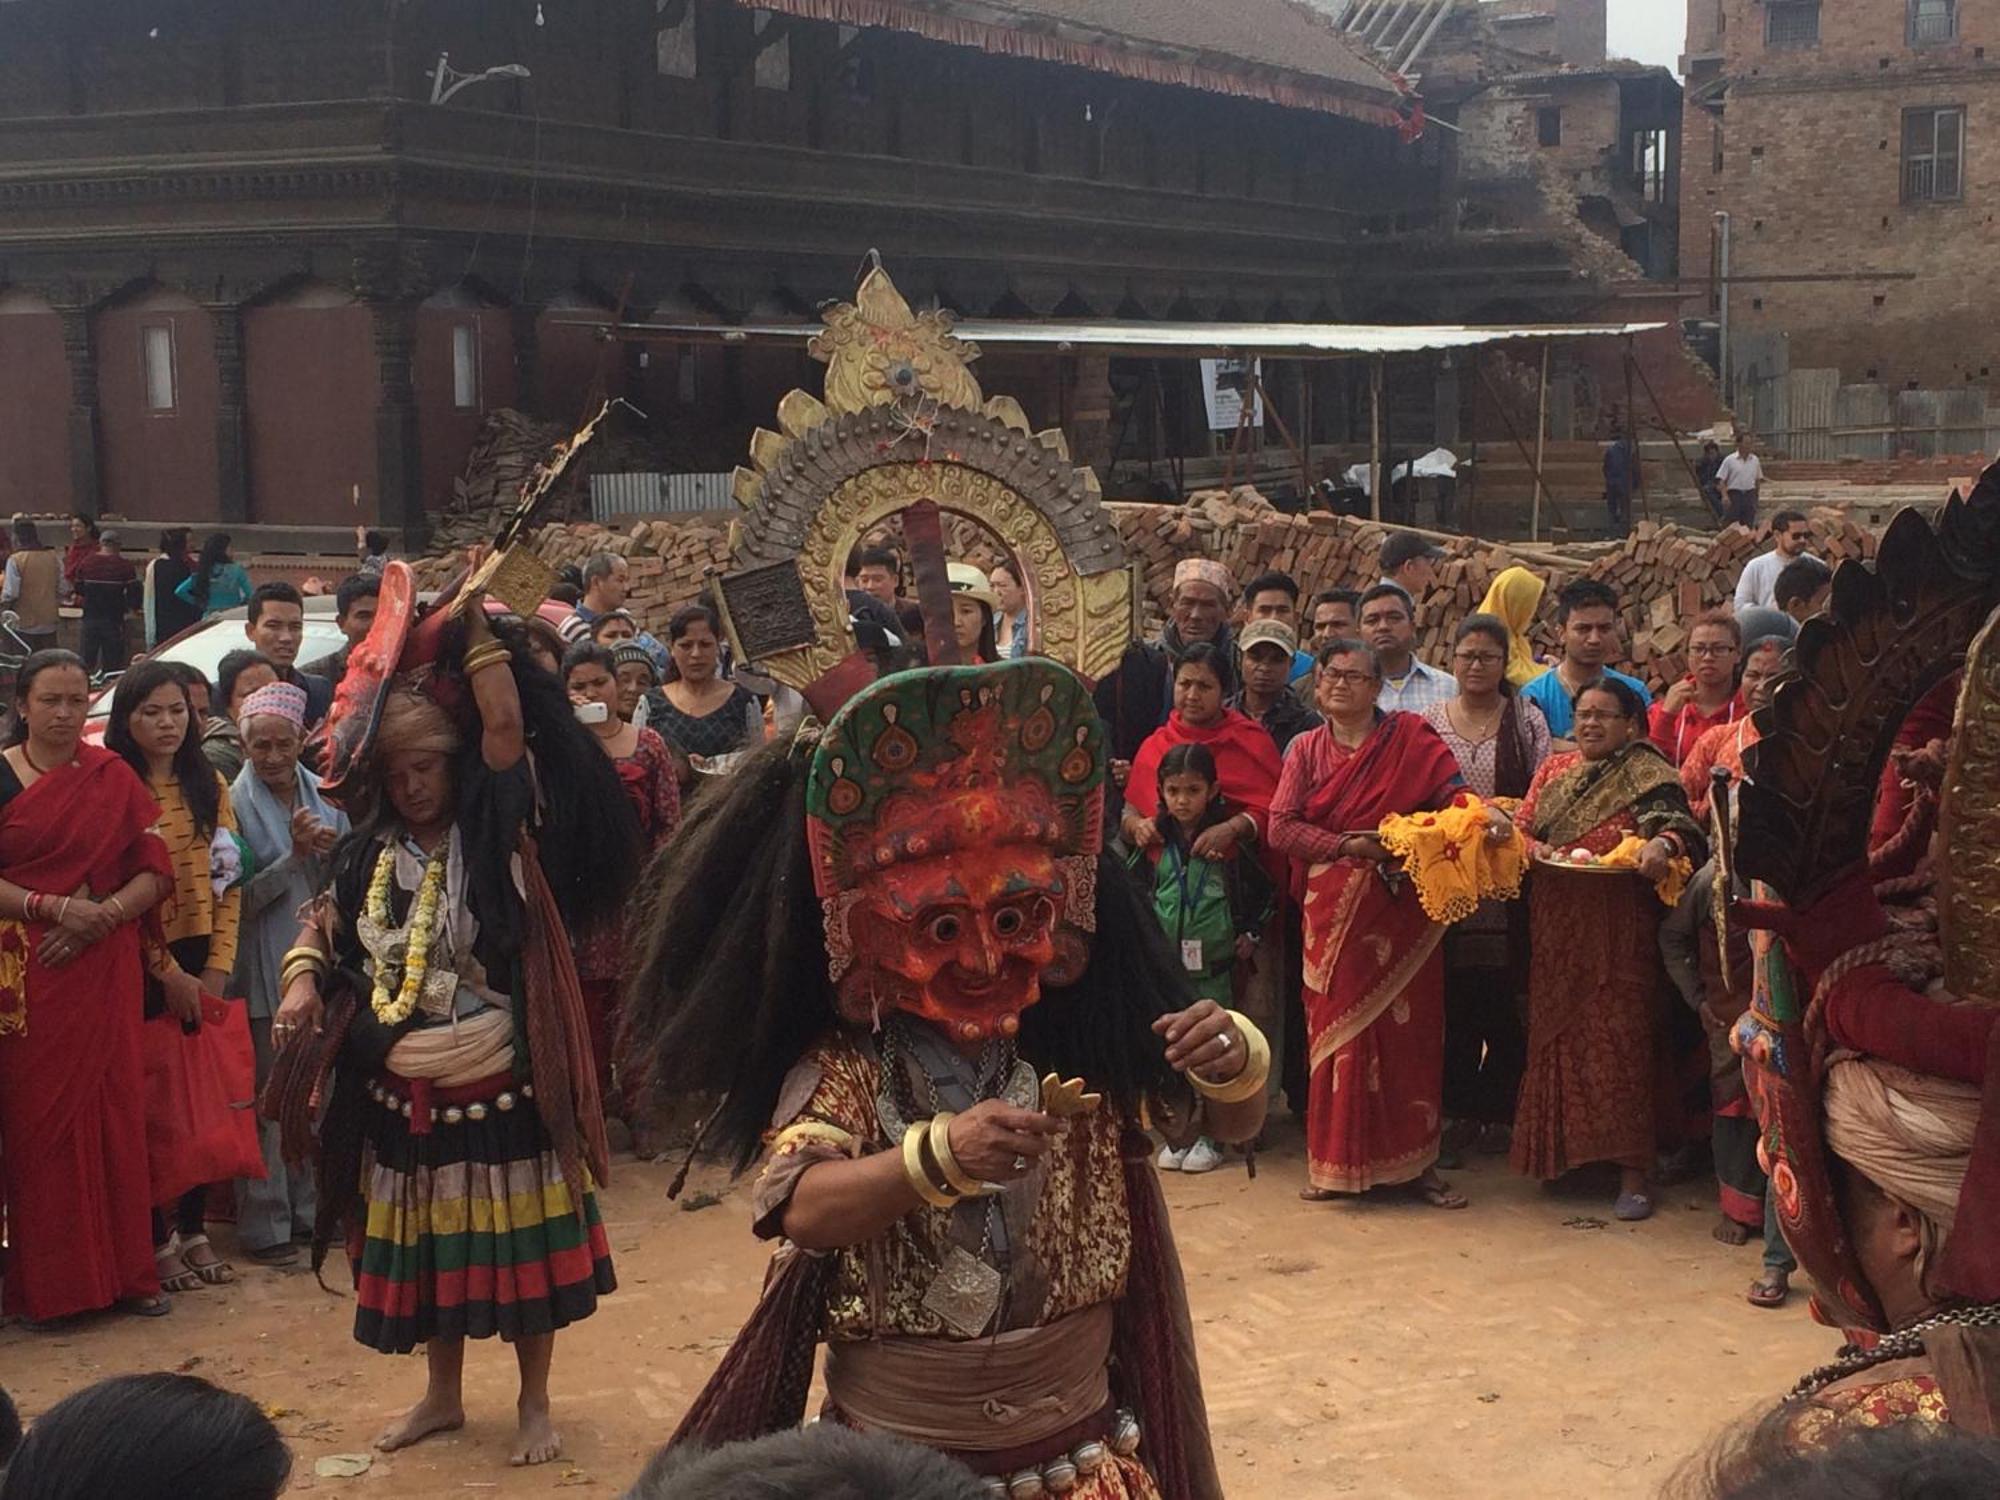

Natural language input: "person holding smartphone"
[563,644,680,1147]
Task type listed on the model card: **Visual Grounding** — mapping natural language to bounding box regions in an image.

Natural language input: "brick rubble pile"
[421,487,1888,695]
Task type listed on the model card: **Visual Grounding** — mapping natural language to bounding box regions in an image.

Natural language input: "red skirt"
[1302,861,1447,1192]
[0,926,160,1320]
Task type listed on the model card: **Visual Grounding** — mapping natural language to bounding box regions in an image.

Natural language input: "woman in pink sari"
[1271,641,1471,1208]
[0,650,173,1323]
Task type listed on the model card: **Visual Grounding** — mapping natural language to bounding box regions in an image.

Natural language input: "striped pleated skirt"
[348,1076,615,1354]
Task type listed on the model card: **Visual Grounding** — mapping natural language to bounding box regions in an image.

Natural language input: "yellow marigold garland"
[1377,795,1528,925]
[366,842,450,1026]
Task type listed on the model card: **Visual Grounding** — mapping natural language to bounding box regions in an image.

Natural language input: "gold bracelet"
[902,1125,959,1209]
[106,895,128,924]
[1188,1010,1272,1105]
[928,1112,988,1198]
[281,945,329,978]
[463,641,512,678]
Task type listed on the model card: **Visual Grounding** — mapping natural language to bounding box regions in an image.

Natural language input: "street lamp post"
[428,51,532,105]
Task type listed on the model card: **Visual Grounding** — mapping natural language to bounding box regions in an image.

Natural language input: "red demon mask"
[807,661,1104,1043]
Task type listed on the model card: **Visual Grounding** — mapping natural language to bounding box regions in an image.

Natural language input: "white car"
[85,595,348,733]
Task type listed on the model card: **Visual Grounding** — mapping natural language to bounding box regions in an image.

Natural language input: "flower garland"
[366,842,450,1026]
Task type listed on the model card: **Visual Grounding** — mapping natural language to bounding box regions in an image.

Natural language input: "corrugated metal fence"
[589,472,734,520]
[1749,371,1999,461]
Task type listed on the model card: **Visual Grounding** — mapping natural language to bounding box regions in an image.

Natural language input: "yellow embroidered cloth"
[1376,795,1528,925]
[1590,835,1693,906]
[0,917,26,1036]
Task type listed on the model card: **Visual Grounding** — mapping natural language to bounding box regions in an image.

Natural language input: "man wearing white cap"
[229,679,348,1263]
[1092,556,1237,772]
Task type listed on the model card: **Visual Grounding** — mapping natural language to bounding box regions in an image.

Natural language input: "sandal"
[1747,1270,1791,1309]
[155,1238,203,1295]
[120,1294,172,1318]
[246,1243,300,1266]
[178,1234,237,1286]
[1299,1186,1341,1202]
[1613,1191,1655,1222]
[1416,1174,1469,1211]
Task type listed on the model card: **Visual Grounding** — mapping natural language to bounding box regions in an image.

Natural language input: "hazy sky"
[1606,0,1684,72]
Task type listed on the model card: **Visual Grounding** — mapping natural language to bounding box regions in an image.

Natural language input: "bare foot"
[374,1394,465,1453]
[1713,1214,1753,1246]
[511,1400,562,1467]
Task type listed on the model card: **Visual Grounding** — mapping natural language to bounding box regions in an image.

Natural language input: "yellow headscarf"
[1476,565,1546,688]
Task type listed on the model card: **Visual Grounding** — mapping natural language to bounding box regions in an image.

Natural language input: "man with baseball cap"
[1380,531,1445,599]
[1232,618,1321,756]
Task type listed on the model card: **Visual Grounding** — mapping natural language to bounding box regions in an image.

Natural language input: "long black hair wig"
[326,612,644,935]
[620,736,1195,1173]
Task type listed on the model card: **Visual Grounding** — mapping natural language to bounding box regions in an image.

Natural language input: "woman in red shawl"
[1121,643,1281,869]
[0,650,174,1323]
[1270,640,1471,1209]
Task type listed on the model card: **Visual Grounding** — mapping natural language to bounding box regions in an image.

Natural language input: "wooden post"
[1368,355,1384,522]
[1531,341,1551,542]
[1298,361,1314,496]
[1624,335,1650,523]
[1629,351,1710,505]
[1473,356,1571,533]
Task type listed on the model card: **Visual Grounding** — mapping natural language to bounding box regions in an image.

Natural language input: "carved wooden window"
[141,322,177,413]
[1903,106,1965,202]
[1765,1,1820,50]
[451,324,481,409]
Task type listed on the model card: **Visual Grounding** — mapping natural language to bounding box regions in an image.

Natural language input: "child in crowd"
[1128,742,1272,1174]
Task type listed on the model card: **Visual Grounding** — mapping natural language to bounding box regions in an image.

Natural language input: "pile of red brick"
[417,488,1890,695]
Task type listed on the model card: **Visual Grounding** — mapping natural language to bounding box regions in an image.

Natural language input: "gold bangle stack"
[902,1118,961,1209]
[1189,1010,1272,1105]
[928,1112,989,1197]
[462,640,511,678]
[280,944,329,993]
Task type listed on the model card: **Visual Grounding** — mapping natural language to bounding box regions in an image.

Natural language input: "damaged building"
[1680,0,2000,457]
[0,0,1702,538]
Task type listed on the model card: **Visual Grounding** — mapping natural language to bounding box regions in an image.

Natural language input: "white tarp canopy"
[571,317,1667,358]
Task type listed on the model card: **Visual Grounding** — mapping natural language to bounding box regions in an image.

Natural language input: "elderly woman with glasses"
[1270,639,1475,1210]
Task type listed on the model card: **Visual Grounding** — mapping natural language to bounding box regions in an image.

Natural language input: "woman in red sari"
[0,650,173,1323]
[1121,643,1281,865]
[1270,640,1471,1209]
[1512,678,1704,1221]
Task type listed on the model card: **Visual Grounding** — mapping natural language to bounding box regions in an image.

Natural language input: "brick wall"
[1681,0,2000,392]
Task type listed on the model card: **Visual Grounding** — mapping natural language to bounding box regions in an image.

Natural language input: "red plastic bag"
[143,993,266,1207]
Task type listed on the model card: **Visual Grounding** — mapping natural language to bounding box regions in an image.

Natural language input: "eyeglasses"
[1452,651,1504,667]
[1688,643,1738,658]
[1573,709,1629,724]
[1320,669,1379,687]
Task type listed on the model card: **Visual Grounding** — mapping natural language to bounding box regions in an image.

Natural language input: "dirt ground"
[2,1123,1831,1499]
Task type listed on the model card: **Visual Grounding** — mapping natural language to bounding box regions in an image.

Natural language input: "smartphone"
[573,700,610,725]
